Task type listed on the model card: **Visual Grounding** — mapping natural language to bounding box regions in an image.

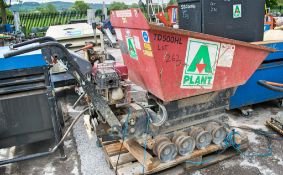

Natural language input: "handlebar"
[10,36,56,49]
[4,41,122,133]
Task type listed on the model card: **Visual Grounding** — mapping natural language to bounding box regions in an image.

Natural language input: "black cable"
[229,125,283,157]
[235,126,283,141]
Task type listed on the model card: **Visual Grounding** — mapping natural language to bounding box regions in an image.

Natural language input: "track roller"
[205,122,227,145]
[189,127,212,149]
[153,136,177,162]
[172,132,195,156]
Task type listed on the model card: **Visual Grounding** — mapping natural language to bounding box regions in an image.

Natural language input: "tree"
[45,4,57,13]
[0,0,11,24]
[168,0,177,5]
[95,9,103,17]
[71,1,90,12]
[36,4,57,13]
[130,3,139,8]
[266,0,278,7]
[109,2,128,11]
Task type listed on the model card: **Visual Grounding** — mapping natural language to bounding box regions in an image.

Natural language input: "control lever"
[74,42,94,53]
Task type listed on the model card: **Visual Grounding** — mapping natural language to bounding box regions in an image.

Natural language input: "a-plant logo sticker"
[126,37,138,60]
[181,38,220,89]
[233,4,242,18]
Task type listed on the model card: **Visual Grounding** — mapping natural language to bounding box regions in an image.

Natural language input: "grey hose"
[51,107,89,152]
[72,92,86,109]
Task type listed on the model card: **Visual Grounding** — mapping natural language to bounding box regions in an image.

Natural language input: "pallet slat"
[110,152,136,167]
[104,142,128,157]
[117,162,144,175]
[122,139,154,169]
[267,120,283,135]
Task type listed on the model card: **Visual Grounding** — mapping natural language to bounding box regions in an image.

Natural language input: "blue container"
[5,24,11,33]
[0,46,47,72]
[229,41,283,109]
[264,24,271,32]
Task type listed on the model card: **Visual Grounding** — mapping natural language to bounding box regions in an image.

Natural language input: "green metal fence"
[3,11,87,34]
[270,5,283,13]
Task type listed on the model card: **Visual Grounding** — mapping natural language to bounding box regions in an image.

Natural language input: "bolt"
[130,128,135,133]
[199,135,205,143]
[129,118,135,126]
[164,148,171,155]
[215,130,221,138]
[182,141,189,149]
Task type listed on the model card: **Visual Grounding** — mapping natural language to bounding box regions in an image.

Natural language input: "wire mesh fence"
[0,11,87,34]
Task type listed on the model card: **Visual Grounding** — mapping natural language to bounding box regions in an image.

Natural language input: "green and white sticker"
[126,37,138,60]
[181,38,220,89]
[233,4,242,18]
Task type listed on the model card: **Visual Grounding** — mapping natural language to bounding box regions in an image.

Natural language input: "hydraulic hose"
[51,107,89,152]
[264,81,283,87]
[72,92,86,109]
[258,80,283,92]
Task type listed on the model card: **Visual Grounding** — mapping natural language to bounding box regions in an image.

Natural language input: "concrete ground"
[1,48,283,175]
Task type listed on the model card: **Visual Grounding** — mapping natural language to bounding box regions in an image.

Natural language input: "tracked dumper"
[2,8,273,174]
[108,8,273,167]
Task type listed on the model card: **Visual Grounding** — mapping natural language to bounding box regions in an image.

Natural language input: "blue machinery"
[230,41,283,111]
[0,45,65,165]
[0,46,46,70]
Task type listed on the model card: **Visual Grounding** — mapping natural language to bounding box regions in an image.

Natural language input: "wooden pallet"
[101,136,249,175]
[267,119,283,136]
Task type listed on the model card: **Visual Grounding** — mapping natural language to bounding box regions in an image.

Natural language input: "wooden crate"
[101,136,249,175]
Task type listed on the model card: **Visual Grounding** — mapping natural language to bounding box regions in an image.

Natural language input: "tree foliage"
[168,0,177,5]
[266,0,278,7]
[109,2,128,11]
[130,3,139,8]
[36,4,57,13]
[0,6,11,15]
[71,1,90,12]
[95,9,103,17]
[0,0,11,24]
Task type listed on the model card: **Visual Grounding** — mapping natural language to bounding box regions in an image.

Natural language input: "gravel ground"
[72,112,114,175]
[193,103,283,175]
[1,48,283,175]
